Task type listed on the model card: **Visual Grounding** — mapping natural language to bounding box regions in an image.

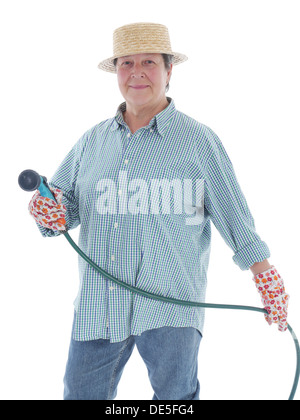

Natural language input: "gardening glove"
[29,188,67,231]
[253,266,289,332]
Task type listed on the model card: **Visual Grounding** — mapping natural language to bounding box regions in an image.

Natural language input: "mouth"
[129,85,149,90]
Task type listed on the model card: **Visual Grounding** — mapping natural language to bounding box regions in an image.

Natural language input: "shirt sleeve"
[204,131,270,270]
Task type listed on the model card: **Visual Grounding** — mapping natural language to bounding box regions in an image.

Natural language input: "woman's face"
[116,53,172,110]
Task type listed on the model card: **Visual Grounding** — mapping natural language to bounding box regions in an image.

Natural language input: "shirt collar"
[112,97,176,137]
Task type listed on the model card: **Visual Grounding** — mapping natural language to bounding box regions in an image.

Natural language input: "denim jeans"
[63,325,202,400]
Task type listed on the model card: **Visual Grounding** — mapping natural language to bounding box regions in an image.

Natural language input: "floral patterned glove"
[29,188,67,231]
[253,266,289,332]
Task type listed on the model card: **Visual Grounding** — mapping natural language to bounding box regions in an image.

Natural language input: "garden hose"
[18,169,300,400]
[63,230,299,400]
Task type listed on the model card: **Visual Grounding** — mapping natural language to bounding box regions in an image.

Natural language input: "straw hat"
[98,22,188,73]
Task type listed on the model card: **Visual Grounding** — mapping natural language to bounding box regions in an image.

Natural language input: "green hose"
[63,231,299,400]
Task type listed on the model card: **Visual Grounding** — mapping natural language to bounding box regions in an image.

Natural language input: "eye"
[144,60,155,65]
[120,60,132,67]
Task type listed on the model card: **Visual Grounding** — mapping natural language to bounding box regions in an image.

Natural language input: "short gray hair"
[162,54,173,92]
[113,54,174,92]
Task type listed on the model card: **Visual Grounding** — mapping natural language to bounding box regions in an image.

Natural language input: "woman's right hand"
[28,188,67,231]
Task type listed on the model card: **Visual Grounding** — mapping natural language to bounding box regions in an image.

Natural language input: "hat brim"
[98,52,188,73]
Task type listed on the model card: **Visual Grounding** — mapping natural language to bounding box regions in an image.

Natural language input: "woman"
[29,22,289,400]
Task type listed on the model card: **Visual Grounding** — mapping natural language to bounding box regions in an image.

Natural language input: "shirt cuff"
[232,240,271,271]
[36,222,62,238]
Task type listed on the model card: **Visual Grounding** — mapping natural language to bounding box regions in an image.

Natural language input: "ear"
[167,63,173,84]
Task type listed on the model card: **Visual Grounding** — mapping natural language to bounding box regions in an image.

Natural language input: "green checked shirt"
[39,98,270,342]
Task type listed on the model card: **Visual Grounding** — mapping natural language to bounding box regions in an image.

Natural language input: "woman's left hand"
[253,266,290,332]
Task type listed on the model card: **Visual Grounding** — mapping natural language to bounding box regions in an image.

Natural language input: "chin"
[127,92,153,107]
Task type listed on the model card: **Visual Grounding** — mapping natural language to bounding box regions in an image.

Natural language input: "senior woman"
[28,23,290,400]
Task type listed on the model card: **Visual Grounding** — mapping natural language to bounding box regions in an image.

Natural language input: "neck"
[124,97,169,134]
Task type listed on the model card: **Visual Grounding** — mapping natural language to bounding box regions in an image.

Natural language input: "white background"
[1,0,299,400]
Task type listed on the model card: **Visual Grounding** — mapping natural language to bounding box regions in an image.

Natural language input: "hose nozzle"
[18,169,55,201]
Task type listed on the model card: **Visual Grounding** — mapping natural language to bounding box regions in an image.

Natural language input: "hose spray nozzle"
[18,169,56,201]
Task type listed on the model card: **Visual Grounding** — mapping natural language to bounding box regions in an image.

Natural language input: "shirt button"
[114,222,118,229]
[111,255,115,262]
[127,133,131,138]
[124,159,129,165]
[109,286,115,291]
[150,129,154,133]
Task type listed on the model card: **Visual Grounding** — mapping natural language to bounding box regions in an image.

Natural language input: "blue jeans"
[63,325,202,400]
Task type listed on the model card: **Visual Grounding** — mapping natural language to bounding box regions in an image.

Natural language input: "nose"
[131,62,145,78]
